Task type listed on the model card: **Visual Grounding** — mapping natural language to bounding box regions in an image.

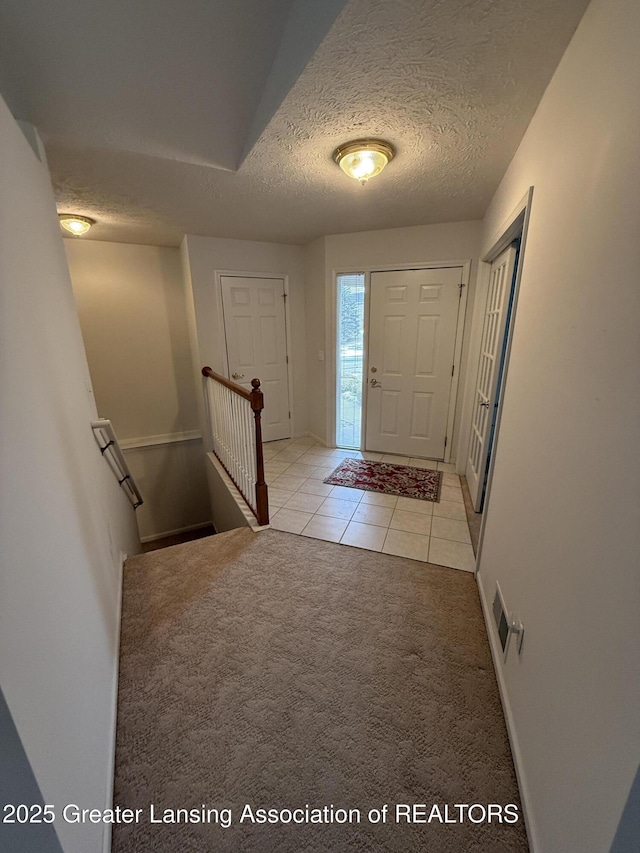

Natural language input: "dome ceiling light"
[58,214,96,236]
[333,139,395,185]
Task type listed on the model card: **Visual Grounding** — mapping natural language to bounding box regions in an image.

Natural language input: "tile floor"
[264,437,476,572]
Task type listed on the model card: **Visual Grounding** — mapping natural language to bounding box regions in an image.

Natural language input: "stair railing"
[201,367,269,526]
[91,419,143,509]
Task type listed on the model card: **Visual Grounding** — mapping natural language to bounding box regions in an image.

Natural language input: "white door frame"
[215,270,295,438]
[470,187,534,575]
[466,244,519,510]
[329,260,471,462]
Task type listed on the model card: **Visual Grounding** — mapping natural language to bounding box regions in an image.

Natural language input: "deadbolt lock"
[370,366,377,373]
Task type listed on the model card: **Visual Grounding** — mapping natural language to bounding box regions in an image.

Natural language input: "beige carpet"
[113,528,528,853]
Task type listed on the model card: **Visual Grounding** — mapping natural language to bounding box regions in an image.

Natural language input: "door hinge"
[451,364,455,377]
[444,436,448,448]
[283,292,287,302]
[288,411,291,419]
[286,355,289,364]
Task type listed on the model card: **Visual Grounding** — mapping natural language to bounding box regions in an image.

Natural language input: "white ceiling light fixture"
[58,214,96,236]
[333,138,395,185]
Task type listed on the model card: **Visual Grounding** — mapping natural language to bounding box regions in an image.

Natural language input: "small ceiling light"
[58,214,95,236]
[333,138,395,185]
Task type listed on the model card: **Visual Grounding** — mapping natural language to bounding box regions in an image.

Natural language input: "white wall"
[305,221,482,452]
[474,0,640,849]
[0,98,139,853]
[303,237,328,442]
[65,241,210,540]
[181,234,308,437]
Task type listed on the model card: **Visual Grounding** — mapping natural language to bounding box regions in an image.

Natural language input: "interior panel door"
[221,276,290,442]
[466,245,518,510]
[365,267,462,458]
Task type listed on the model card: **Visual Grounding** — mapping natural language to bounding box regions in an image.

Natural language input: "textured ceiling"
[0,0,590,246]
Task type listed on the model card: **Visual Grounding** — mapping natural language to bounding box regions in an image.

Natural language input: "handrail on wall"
[91,419,143,509]
[201,366,269,526]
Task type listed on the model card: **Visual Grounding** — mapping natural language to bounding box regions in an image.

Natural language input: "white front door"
[365,267,462,459]
[466,245,518,509]
[220,275,290,442]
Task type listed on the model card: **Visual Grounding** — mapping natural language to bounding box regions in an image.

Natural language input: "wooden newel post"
[250,378,269,525]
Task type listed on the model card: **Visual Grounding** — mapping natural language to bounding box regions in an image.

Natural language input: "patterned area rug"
[324,458,442,501]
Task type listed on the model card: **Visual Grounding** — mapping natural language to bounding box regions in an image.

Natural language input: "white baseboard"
[305,431,326,446]
[140,521,213,544]
[476,572,538,852]
[102,552,126,853]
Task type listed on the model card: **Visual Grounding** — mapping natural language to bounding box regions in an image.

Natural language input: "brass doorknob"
[232,372,245,379]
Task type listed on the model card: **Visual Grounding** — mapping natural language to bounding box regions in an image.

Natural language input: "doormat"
[324,458,442,502]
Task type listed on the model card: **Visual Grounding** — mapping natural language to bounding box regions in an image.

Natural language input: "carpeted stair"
[112,528,528,853]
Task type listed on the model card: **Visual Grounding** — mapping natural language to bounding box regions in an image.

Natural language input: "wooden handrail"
[202,366,251,401]
[202,366,269,526]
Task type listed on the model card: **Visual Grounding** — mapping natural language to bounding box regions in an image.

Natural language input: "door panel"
[221,276,290,442]
[466,245,518,509]
[415,315,438,374]
[382,315,403,373]
[261,378,284,428]
[410,392,433,439]
[366,267,462,458]
[259,316,278,364]
[232,316,254,366]
[380,390,401,436]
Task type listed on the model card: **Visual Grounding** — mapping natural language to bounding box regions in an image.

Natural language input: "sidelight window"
[336,273,365,449]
